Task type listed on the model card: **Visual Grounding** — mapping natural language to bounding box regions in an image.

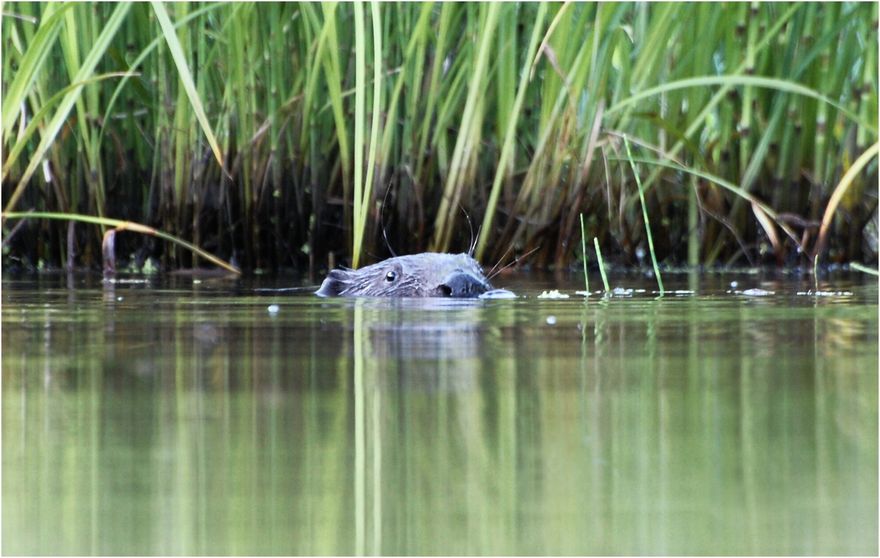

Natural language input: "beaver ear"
[316,269,350,297]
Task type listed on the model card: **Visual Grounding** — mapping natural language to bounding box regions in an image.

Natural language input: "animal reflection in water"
[317,252,514,392]
[316,252,514,299]
[360,300,497,392]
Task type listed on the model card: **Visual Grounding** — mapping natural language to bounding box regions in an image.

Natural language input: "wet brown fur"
[316,252,493,298]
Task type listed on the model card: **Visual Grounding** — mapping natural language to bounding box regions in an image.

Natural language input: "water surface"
[3,271,877,555]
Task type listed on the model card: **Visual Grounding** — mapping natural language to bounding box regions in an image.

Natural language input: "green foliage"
[2,2,877,272]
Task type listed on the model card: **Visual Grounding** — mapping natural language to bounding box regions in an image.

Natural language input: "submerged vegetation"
[2,2,877,273]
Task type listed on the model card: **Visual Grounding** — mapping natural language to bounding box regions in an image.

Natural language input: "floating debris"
[576,289,613,297]
[538,290,570,299]
[101,278,151,284]
[267,304,280,314]
[546,315,557,325]
[796,290,854,297]
[740,288,775,296]
[479,288,517,299]
[612,287,634,296]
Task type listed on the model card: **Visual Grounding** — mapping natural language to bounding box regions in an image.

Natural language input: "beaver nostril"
[439,284,453,297]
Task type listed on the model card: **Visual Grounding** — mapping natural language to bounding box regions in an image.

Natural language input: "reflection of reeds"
[2,4,878,271]
[2,291,878,554]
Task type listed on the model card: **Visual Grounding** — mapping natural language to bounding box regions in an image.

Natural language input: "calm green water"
[2,271,877,555]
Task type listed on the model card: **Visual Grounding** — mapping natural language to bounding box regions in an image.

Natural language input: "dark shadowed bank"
[2,2,877,275]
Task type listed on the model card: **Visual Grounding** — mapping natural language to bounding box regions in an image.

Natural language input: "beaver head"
[316,252,494,298]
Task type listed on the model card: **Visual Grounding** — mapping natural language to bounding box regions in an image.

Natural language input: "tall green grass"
[2,3,877,273]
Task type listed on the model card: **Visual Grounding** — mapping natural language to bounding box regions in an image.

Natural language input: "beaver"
[316,252,500,298]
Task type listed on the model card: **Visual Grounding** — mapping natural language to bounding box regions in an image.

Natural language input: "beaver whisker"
[469,225,482,257]
[379,182,398,258]
[487,245,540,281]
[459,202,475,258]
[487,242,516,279]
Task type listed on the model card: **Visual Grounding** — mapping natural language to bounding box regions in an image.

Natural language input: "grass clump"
[1,3,877,273]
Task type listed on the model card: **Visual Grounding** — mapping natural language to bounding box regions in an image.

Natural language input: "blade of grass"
[3,2,132,215]
[352,1,383,269]
[318,4,352,197]
[151,1,228,177]
[1,3,72,139]
[580,213,590,294]
[605,2,801,207]
[815,142,880,258]
[2,211,241,274]
[475,2,548,260]
[413,3,454,184]
[611,155,802,248]
[606,75,875,134]
[849,262,879,276]
[94,3,223,153]
[351,1,367,267]
[623,135,664,295]
[594,237,610,295]
[432,3,501,252]
[738,3,757,179]
[378,3,433,165]
[2,72,137,182]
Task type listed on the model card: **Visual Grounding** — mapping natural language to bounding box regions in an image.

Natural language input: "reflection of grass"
[353,300,366,554]
[2,294,878,554]
[2,3,877,270]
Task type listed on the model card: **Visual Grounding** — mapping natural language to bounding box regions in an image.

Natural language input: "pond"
[2,270,877,555]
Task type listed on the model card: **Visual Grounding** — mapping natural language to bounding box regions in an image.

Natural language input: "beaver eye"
[385,271,397,282]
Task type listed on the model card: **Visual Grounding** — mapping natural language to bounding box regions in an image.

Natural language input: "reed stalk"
[349,2,384,269]
[579,213,589,294]
[351,1,367,266]
[849,262,879,277]
[624,136,664,294]
[476,2,548,260]
[594,237,610,295]
[432,3,500,253]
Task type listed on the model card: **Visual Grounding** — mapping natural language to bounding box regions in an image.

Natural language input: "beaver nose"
[438,271,490,298]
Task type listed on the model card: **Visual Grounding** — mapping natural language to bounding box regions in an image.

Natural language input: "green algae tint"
[2,272,877,555]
